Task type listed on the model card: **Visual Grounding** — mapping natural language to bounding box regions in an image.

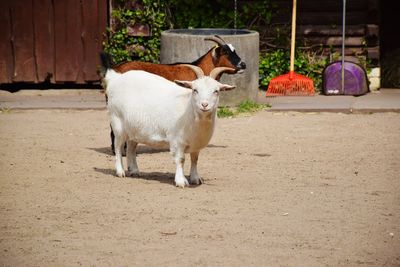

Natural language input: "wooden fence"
[0,0,107,84]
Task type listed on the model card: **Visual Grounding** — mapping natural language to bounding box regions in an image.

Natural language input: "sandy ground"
[0,109,399,266]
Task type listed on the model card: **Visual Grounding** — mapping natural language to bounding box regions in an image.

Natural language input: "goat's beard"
[196,108,215,121]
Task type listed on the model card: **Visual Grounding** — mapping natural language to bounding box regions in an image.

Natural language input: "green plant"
[259,48,327,91]
[237,99,267,113]
[103,0,167,64]
[218,99,270,118]
[259,49,288,89]
[217,106,235,118]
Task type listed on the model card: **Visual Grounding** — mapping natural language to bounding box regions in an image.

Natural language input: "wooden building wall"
[0,0,107,84]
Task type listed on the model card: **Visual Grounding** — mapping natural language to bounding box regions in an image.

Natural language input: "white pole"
[341,0,346,93]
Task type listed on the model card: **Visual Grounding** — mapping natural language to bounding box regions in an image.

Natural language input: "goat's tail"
[99,52,113,78]
[99,52,118,92]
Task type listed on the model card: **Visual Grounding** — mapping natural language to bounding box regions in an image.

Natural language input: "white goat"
[105,65,235,187]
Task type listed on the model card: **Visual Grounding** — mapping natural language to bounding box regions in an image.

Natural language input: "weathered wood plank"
[298,25,366,37]
[10,0,36,82]
[297,11,368,25]
[81,0,100,82]
[97,0,108,69]
[367,46,380,60]
[54,0,83,82]
[272,11,369,25]
[304,37,365,47]
[366,24,379,37]
[0,1,13,83]
[33,0,55,82]
[321,47,367,56]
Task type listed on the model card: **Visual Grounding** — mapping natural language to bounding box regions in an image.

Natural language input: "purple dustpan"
[323,61,369,96]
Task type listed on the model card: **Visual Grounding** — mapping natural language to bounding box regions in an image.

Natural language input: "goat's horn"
[214,35,227,44]
[209,67,236,80]
[204,35,225,47]
[179,64,204,78]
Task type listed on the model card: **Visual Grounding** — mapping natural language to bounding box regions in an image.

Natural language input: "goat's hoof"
[116,170,126,178]
[127,169,140,177]
[175,178,189,188]
[189,176,203,185]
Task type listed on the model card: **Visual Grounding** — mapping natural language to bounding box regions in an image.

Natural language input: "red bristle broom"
[265,0,314,96]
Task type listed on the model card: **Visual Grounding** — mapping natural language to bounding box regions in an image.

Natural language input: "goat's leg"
[171,146,189,188]
[114,137,126,177]
[189,151,203,185]
[111,118,126,178]
[126,140,139,176]
[111,125,127,156]
[110,125,116,155]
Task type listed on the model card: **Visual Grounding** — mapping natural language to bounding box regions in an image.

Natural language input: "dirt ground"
[0,109,399,266]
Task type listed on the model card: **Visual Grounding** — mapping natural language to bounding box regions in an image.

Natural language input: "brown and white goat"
[101,35,246,82]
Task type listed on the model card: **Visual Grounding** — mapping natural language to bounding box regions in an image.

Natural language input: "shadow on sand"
[88,143,227,156]
[94,167,174,185]
[93,168,202,188]
[88,145,169,156]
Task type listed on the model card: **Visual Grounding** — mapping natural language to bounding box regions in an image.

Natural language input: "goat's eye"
[214,90,219,95]
[193,89,198,94]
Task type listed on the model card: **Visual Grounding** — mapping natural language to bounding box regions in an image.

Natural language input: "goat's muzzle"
[235,61,246,74]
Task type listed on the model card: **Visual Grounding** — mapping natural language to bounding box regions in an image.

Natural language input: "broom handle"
[289,0,297,76]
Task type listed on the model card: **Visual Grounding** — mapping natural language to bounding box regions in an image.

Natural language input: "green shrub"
[103,0,167,64]
[259,49,327,91]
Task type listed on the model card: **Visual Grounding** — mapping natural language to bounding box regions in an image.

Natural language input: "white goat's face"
[175,77,235,114]
[192,78,221,113]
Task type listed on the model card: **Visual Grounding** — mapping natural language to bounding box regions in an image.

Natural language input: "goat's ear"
[211,46,218,61]
[175,80,193,89]
[219,84,235,91]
